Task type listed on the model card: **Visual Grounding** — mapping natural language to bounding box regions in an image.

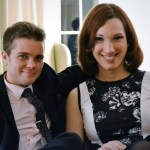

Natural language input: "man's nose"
[26,59,36,68]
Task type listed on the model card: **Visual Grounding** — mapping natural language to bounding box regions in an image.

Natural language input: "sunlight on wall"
[99,0,150,71]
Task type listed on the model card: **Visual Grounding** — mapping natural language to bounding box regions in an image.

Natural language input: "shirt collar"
[4,74,33,100]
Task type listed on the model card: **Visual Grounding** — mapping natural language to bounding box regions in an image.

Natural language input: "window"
[61,0,99,65]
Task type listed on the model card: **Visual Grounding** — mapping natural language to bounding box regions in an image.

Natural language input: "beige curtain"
[0,0,44,74]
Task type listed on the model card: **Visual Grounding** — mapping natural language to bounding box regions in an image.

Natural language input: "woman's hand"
[98,140,126,150]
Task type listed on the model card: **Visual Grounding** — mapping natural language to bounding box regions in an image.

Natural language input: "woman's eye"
[95,36,104,42]
[114,36,123,41]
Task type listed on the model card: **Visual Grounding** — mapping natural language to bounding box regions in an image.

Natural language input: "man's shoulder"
[0,73,5,86]
[40,63,57,79]
[34,63,59,88]
[42,63,57,74]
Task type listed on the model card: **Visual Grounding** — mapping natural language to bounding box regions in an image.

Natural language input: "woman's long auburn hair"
[77,3,143,76]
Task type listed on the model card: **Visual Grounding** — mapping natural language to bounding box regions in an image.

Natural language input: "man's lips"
[22,71,36,75]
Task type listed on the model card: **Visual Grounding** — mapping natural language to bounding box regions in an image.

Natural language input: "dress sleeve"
[141,71,150,138]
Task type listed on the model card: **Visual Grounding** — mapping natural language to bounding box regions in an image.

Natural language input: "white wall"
[43,0,61,68]
[43,0,61,44]
[99,0,150,71]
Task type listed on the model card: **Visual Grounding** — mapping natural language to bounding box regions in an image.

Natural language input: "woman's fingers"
[98,140,126,150]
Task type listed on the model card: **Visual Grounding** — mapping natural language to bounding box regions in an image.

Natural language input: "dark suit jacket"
[0,63,87,150]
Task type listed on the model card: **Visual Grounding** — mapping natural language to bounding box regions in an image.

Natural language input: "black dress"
[79,69,150,149]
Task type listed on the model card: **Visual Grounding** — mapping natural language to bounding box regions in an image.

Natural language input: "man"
[0,21,87,150]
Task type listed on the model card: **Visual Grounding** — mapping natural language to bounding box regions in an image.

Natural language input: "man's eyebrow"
[17,52,29,54]
[36,55,44,58]
[17,52,44,57]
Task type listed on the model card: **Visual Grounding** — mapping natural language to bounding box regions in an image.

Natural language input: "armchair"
[44,43,71,73]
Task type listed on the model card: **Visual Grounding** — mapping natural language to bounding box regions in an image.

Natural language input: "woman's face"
[92,18,128,73]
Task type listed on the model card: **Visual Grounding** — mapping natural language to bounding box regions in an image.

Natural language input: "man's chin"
[22,79,36,87]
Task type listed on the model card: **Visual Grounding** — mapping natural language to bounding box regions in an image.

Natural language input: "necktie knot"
[22,88,34,99]
[22,88,44,113]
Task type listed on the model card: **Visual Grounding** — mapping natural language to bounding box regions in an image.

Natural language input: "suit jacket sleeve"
[36,63,88,101]
[58,65,88,97]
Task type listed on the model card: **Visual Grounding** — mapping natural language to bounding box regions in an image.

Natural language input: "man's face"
[2,38,44,87]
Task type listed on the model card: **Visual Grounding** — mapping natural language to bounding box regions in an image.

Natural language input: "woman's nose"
[103,40,114,53]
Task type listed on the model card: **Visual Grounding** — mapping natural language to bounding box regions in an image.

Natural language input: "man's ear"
[1,51,8,64]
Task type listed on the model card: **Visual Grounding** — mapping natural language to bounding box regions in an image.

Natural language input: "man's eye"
[35,56,44,62]
[18,55,28,59]
[95,37,104,42]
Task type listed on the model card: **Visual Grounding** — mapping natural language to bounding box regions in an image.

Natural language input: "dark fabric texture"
[127,140,150,150]
[40,132,84,150]
[0,63,88,150]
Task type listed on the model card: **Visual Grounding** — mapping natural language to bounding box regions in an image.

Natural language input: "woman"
[66,3,150,150]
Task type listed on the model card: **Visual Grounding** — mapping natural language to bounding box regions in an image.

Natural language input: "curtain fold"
[0,0,44,74]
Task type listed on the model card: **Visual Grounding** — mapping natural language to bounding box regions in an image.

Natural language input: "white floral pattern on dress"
[85,70,145,146]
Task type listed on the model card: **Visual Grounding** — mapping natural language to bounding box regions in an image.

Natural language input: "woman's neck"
[96,68,130,82]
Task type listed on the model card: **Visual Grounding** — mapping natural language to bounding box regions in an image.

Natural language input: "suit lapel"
[0,75,17,129]
[33,78,62,130]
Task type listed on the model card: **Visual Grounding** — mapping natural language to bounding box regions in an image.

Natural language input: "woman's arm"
[66,88,84,139]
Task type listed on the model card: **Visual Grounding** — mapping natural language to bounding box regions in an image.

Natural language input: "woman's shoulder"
[142,70,150,83]
[131,69,146,81]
